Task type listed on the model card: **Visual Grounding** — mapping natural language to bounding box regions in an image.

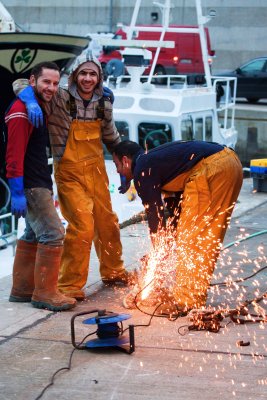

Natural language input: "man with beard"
[6,62,77,311]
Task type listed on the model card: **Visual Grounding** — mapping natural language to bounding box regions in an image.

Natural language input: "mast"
[195,0,212,88]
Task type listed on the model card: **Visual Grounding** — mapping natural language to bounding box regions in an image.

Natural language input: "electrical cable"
[133,264,267,320]
[222,229,267,250]
[210,265,267,287]
[34,329,97,400]
[126,277,186,320]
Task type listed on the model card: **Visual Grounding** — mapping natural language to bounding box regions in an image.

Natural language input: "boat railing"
[106,74,188,90]
[0,212,16,249]
[212,76,237,133]
[0,177,16,249]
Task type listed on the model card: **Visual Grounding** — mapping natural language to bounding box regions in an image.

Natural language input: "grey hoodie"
[44,50,120,162]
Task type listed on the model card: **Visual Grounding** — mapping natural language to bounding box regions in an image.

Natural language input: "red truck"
[98,25,215,79]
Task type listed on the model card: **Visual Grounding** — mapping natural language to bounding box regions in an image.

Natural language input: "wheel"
[246,97,260,104]
[153,65,167,85]
[143,129,169,150]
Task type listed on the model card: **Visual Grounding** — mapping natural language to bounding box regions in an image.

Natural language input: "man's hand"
[8,177,27,218]
[118,174,131,194]
[18,86,44,128]
[103,86,114,104]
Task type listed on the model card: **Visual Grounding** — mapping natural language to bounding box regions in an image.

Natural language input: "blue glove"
[118,174,131,194]
[103,86,114,104]
[8,177,27,218]
[17,86,44,128]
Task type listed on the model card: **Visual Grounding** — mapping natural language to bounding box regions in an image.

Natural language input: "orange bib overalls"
[54,119,124,298]
[162,147,243,308]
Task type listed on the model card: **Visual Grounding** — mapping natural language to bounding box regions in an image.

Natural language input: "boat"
[0,1,89,130]
[0,1,89,245]
[102,0,238,222]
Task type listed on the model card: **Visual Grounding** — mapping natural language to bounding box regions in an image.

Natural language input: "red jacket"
[5,99,33,178]
[5,99,52,190]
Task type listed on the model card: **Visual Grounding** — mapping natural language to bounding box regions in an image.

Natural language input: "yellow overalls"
[54,119,125,299]
[162,147,243,309]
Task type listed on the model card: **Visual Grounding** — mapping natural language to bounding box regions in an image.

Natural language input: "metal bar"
[195,0,212,88]
[127,0,142,39]
[98,38,175,48]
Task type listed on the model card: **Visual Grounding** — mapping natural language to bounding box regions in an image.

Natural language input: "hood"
[68,50,103,99]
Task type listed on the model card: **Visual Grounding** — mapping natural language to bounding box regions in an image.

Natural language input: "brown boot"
[9,240,37,302]
[31,244,76,311]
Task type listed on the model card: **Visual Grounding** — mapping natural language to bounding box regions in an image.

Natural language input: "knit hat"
[75,61,100,79]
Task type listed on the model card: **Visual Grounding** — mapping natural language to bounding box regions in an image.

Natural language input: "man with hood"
[17,52,131,301]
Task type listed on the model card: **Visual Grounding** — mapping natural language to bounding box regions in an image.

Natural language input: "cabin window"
[138,122,172,150]
[181,118,193,140]
[194,117,213,141]
[115,121,130,141]
[195,118,203,140]
[103,121,129,160]
[205,117,212,141]
[181,116,212,141]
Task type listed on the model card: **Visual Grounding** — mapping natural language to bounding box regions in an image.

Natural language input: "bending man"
[112,140,243,311]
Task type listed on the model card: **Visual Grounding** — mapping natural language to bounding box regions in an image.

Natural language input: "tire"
[153,65,167,85]
[246,97,260,104]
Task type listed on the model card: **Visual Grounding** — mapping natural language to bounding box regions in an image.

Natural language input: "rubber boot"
[31,244,77,311]
[9,240,37,302]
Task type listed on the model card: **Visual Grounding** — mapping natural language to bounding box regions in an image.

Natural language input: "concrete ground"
[0,178,266,400]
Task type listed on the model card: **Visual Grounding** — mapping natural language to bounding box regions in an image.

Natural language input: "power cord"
[127,264,267,319]
[34,308,155,400]
[34,329,97,400]
[222,229,267,250]
[210,265,267,287]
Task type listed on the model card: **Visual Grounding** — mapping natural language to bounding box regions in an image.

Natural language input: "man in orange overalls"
[113,140,243,313]
[17,52,132,300]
